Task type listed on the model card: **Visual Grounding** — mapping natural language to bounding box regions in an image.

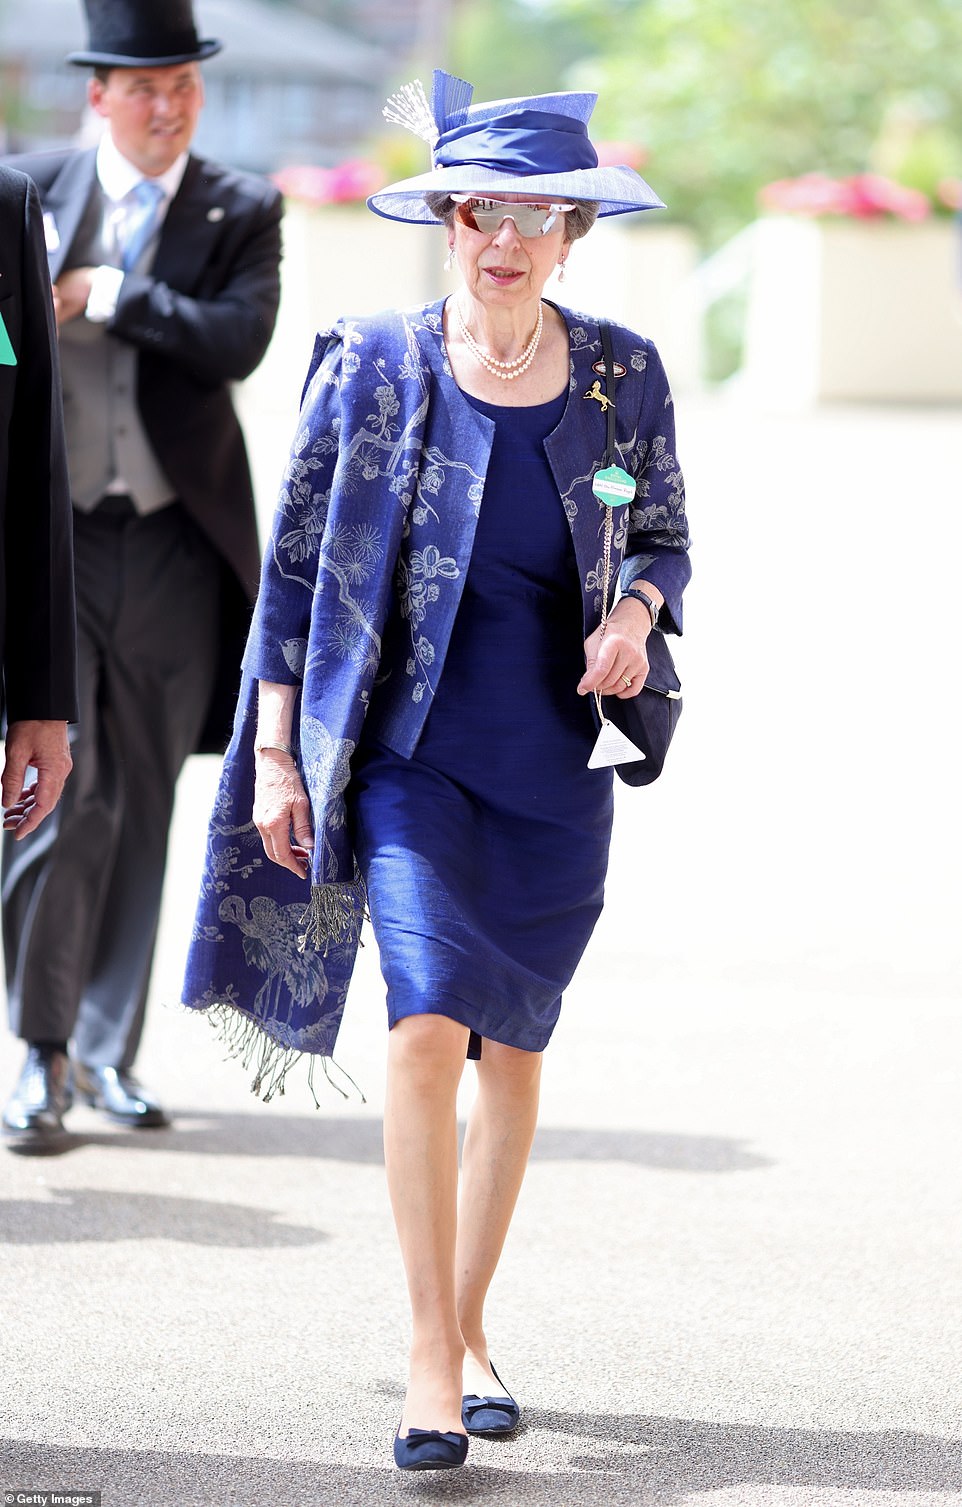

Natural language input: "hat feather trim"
[382,80,438,146]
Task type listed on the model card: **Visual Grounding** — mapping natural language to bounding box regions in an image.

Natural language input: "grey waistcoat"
[59,182,176,515]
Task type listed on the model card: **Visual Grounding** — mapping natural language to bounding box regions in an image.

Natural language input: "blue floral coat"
[182,298,691,1096]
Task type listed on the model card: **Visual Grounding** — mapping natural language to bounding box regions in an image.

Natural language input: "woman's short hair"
[424,192,599,242]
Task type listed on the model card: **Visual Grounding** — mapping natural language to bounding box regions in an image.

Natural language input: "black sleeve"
[111,179,283,386]
[3,174,78,722]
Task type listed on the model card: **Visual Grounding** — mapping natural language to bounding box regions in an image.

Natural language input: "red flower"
[594,140,649,172]
[272,159,387,206]
[758,171,932,221]
[758,173,850,216]
[841,174,930,221]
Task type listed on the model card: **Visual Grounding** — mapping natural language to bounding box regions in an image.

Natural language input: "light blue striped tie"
[121,179,164,272]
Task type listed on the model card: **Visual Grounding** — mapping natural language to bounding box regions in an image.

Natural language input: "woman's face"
[450,192,568,309]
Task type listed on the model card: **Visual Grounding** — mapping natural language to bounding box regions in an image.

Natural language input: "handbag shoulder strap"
[599,320,617,466]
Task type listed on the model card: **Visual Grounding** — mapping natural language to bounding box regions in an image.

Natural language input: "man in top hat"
[1,0,283,1152]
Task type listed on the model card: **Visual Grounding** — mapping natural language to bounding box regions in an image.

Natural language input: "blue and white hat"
[366,70,665,224]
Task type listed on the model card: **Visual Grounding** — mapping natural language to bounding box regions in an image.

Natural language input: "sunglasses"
[451,195,576,238]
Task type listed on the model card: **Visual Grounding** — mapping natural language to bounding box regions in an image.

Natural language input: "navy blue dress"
[351,387,614,1054]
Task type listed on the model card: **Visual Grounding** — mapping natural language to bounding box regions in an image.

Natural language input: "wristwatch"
[621,588,659,630]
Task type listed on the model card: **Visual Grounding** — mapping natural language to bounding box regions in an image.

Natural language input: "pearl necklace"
[455,300,544,381]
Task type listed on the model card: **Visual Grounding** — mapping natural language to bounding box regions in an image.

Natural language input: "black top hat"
[68,0,222,67]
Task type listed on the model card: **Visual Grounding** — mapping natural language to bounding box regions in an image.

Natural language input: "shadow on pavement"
[530,1409,962,1496]
[44,1112,770,1173]
[3,1413,960,1506]
[0,1187,327,1247]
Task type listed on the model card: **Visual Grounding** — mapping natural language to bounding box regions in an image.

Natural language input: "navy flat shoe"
[393,1427,469,1471]
[461,1364,521,1437]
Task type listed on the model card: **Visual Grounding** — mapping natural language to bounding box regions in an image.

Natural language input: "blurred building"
[295,0,425,60]
[0,0,391,173]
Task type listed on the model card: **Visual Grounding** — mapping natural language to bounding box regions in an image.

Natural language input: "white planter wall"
[741,217,962,406]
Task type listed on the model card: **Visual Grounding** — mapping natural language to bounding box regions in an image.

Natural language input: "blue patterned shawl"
[182,298,690,1098]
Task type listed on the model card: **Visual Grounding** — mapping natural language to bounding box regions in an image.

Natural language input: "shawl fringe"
[205,1000,366,1106]
[298,877,369,954]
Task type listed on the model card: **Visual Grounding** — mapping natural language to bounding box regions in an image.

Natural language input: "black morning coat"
[7,145,284,751]
[0,165,79,727]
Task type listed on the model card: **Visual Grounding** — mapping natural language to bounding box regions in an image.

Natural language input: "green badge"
[0,309,16,366]
[591,463,635,508]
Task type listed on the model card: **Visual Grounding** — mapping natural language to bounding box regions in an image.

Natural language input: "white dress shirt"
[85,132,188,323]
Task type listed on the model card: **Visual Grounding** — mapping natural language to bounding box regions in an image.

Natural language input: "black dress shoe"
[2,1045,73,1154]
[73,1064,170,1128]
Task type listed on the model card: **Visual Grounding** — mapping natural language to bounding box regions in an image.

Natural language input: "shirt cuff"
[85,265,125,324]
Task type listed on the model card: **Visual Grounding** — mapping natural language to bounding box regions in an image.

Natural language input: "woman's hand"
[253,749,314,879]
[578,595,654,700]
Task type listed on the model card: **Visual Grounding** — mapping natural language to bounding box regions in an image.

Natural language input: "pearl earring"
[557,259,567,282]
[444,246,455,271]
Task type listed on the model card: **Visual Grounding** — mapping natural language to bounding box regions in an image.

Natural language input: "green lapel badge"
[591,463,635,508]
[0,308,16,366]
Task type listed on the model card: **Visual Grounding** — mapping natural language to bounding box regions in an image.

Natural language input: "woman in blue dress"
[183,71,691,1471]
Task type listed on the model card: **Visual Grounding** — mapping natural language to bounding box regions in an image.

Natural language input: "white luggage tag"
[587,716,645,768]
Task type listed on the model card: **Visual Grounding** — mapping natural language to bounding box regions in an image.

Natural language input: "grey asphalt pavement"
[2,394,960,1507]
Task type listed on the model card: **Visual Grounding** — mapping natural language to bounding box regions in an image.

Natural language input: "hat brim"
[367,163,665,223]
[68,39,222,66]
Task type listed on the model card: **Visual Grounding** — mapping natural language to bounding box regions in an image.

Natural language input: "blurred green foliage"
[450,0,622,96]
[449,0,962,245]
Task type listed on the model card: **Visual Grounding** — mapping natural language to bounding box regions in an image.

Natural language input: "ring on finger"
[621,675,633,689]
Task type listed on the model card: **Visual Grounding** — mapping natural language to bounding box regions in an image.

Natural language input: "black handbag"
[596,321,683,787]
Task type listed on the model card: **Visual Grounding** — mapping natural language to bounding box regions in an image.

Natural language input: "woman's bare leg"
[456,1039,543,1396]
[384,1012,471,1436]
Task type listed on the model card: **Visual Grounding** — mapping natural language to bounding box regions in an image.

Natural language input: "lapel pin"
[207,207,225,222]
[583,379,614,413]
[591,357,626,378]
